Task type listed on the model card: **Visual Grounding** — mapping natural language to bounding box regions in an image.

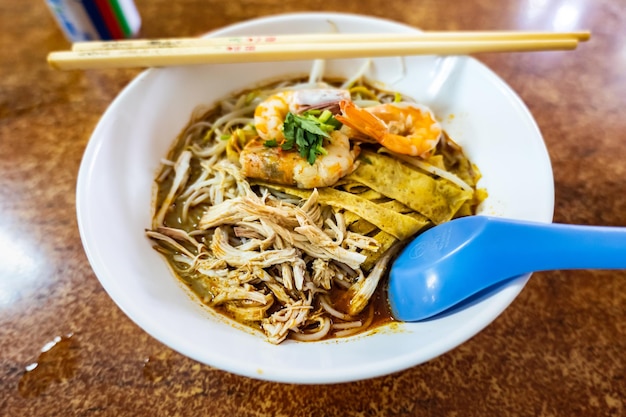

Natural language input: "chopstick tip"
[47,52,61,70]
[578,30,592,41]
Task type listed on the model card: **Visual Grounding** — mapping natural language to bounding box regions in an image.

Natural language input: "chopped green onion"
[282,111,341,165]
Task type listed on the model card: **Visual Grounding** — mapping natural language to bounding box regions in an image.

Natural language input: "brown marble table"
[1,0,624,415]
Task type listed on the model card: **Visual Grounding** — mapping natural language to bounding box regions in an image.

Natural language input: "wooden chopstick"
[47,31,589,71]
[70,31,591,51]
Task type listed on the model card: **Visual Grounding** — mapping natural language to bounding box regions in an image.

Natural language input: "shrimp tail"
[338,100,441,158]
[336,100,387,141]
[337,100,410,154]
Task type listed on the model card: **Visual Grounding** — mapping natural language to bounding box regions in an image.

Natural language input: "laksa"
[146,70,485,344]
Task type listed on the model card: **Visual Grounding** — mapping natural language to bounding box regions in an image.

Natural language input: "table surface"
[1,0,625,415]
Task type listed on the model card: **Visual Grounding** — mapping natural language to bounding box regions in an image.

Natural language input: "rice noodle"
[333,303,375,337]
[319,295,353,321]
[308,59,326,84]
[153,150,192,227]
[291,316,331,341]
[340,59,371,89]
[331,320,363,330]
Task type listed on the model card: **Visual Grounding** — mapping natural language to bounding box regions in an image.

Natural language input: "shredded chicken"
[210,227,297,268]
[262,295,313,344]
[343,242,403,316]
[153,150,192,228]
[146,155,391,343]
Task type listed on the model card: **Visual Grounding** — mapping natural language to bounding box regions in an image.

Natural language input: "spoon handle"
[484,218,626,275]
[388,216,626,322]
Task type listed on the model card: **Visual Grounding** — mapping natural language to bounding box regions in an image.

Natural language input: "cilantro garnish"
[281,111,342,165]
[263,138,278,147]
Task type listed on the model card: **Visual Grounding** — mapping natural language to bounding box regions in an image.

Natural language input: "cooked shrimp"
[336,100,442,158]
[254,89,351,142]
[240,130,358,189]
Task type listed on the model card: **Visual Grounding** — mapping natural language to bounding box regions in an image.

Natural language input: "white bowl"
[77,12,554,384]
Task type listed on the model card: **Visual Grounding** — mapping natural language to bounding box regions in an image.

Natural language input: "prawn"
[336,100,442,158]
[240,130,358,189]
[254,89,351,142]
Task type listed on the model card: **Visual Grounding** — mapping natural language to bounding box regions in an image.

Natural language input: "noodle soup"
[147,74,485,344]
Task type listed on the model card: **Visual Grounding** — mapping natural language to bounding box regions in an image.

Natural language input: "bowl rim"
[76,11,555,384]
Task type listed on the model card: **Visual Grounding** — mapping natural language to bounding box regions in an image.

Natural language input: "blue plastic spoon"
[388,216,626,321]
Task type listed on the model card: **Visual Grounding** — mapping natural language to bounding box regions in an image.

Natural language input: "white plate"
[77,12,554,384]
